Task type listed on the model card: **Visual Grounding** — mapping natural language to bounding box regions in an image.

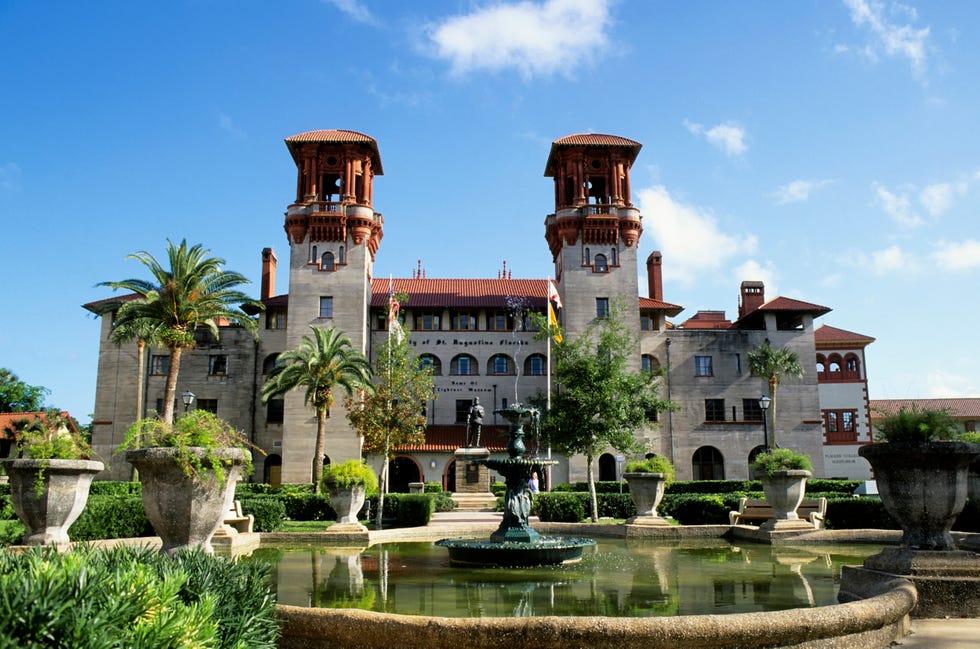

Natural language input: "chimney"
[261,248,277,301]
[646,250,664,301]
[739,280,765,318]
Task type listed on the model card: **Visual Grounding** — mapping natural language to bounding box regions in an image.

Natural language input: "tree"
[748,341,804,449]
[0,368,49,413]
[539,303,670,522]
[261,325,374,492]
[99,239,261,424]
[346,333,433,528]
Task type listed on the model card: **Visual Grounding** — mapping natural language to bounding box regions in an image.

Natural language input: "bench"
[729,497,826,529]
[221,499,254,534]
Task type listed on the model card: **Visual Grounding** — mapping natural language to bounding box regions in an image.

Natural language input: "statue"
[466,397,485,447]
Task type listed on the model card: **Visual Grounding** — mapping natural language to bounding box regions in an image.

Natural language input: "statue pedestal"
[451,447,497,512]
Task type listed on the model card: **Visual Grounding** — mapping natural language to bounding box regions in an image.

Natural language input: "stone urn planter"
[324,479,368,528]
[1,458,104,545]
[126,447,247,554]
[859,441,979,550]
[760,469,812,524]
[623,472,669,525]
[321,459,376,534]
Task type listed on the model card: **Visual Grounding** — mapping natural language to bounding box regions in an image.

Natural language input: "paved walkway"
[427,511,979,648]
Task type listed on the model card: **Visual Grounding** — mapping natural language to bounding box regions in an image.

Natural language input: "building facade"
[85,129,875,485]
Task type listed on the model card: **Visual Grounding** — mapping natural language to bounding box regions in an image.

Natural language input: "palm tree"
[748,342,804,449]
[99,239,261,424]
[261,325,374,492]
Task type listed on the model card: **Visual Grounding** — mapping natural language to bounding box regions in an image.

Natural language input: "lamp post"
[181,390,195,413]
[758,395,772,451]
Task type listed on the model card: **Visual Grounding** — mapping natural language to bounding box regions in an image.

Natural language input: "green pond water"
[246,539,883,618]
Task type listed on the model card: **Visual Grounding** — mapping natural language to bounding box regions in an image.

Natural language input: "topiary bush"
[69,495,152,541]
[661,493,735,525]
[395,494,435,527]
[535,492,588,522]
[240,496,286,532]
[423,481,444,493]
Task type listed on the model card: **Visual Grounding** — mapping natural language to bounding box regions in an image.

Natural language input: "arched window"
[262,353,280,375]
[321,251,334,270]
[584,247,591,265]
[488,354,513,375]
[524,354,546,376]
[263,454,283,487]
[611,247,617,266]
[747,446,767,479]
[451,354,477,376]
[310,245,317,264]
[594,253,608,272]
[598,453,618,482]
[815,354,826,380]
[828,354,842,377]
[844,354,860,379]
[338,245,346,265]
[419,354,442,375]
[692,446,725,480]
[641,354,660,373]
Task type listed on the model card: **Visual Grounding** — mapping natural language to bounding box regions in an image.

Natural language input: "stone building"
[85,129,874,485]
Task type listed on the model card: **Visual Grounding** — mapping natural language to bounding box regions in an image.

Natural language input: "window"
[610,247,617,266]
[640,314,658,331]
[641,354,660,373]
[694,355,713,377]
[262,353,280,375]
[743,398,763,422]
[455,399,472,424]
[321,251,334,270]
[451,354,476,375]
[266,399,284,424]
[733,353,742,375]
[823,409,858,443]
[966,421,976,432]
[319,296,333,318]
[487,310,512,331]
[451,310,477,331]
[705,399,725,422]
[265,307,287,330]
[196,399,218,414]
[338,245,346,265]
[843,354,860,379]
[415,311,441,331]
[488,354,512,375]
[596,297,609,319]
[584,247,591,265]
[419,354,441,375]
[525,354,546,376]
[593,254,608,272]
[150,355,169,375]
[208,354,227,376]
[692,446,725,480]
[310,245,317,263]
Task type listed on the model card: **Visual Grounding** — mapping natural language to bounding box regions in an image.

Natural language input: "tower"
[279,130,384,483]
[543,134,644,346]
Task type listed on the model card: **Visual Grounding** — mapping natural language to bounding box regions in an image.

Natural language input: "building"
[85,129,874,485]
[870,398,980,435]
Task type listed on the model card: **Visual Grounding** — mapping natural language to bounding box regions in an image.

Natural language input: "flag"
[547,280,562,343]
[547,280,562,309]
[388,277,404,343]
[548,301,562,344]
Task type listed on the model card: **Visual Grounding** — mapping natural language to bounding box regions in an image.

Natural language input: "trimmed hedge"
[535,492,588,522]
[395,494,436,526]
[240,496,287,532]
[824,497,897,530]
[89,481,142,496]
[69,495,152,541]
[661,493,740,525]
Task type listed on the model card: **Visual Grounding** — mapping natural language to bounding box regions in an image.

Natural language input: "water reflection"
[247,540,881,618]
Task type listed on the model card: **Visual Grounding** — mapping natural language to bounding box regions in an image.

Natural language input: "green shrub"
[0,494,15,520]
[667,480,760,494]
[874,405,959,442]
[320,460,378,494]
[551,481,626,494]
[0,545,277,648]
[396,494,435,527]
[423,481,444,493]
[806,479,862,493]
[432,493,456,512]
[825,497,899,530]
[282,492,333,521]
[661,493,735,524]
[751,448,813,478]
[597,493,636,519]
[624,456,676,485]
[69,495,152,541]
[490,481,506,497]
[88,481,142,496]
[535,492,588,522]
[0,519,25,547]
[240,496,286,532]
[235,482,279,496]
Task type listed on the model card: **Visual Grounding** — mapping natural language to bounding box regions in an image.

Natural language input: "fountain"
[436,404,596,566]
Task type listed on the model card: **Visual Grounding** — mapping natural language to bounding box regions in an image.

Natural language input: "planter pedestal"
[324,480,369,536]
[760,469,813,532]
[450,447,497,512]
[623,472,670,527]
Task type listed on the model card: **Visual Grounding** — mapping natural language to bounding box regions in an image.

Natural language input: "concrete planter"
[126,447,247,554]
[1,458,103,545]
[761,470,811,521]
[859,441,980,550]
[325,479,367,525]
[623,472,668,524]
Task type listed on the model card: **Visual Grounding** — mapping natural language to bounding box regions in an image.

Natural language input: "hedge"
[240,496,287,532]
[69,495,152,541]
[89,481,142,496]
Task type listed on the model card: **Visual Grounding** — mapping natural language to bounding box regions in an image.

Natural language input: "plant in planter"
[623,456,675,525]
[863,406,980,550]
[1,410,104,545]
[321,460,378,532]
[118,410,254,554]
[751,448,813,529]
[962,431,980,507]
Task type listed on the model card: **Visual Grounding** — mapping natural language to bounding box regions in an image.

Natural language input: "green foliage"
[625,455,675,485]
[661,493,734,525]
[490,481,506,497]
[552,481,627,494]
[0,519,25,546]
[751,448,813,478]
[281,491,334,521]
[666,480,760,494]
[535,492,588,522]
[395,494,435,526]
[874,406,961,442]
[119,410,254,486]
[321,460,378,494]
[89,481,142,496]
[423,481,444,493]
[0,545,277,648]
[68,495,152,541]
[748,342,804,448]
[5,409,92,461]
[0,368,49,413]
[824,497,899,530]
[598,493,637,519]
[432,493,456,512]
[961,431,980,444]
[240,496,286,532]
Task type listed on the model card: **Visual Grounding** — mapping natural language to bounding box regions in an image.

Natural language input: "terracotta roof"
[679,310,731,329]
[283,129,383,174]
[243,294,287,316]
[370,278,550,309]
[82,293,140,314]
[394,425,509,452]
[733,296,831,329]
[0,411,77,439]
[815,324,875,349]
[545,133,643,175]
[869,399,980,420]
[638,296,684,317]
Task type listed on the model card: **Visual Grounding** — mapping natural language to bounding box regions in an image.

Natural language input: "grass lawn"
[280,520,335,533]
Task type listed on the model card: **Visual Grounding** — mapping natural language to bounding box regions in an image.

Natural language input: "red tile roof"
[869,399,980,420]
[679,310,731,329]
[82,293,140,315]
[815,324,875,349]
[638,296,684,316]
[0,411,77,439]
[394,425,509,452]
[733,296,831,329]
[370,278,551,309]
[545,133,643,175]
[283,129,383,174]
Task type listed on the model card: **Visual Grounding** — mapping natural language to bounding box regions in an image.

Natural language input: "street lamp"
[181,391,195,413]
[758,395,772,451]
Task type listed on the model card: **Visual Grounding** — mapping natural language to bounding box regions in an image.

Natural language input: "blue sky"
[2,0,978,423]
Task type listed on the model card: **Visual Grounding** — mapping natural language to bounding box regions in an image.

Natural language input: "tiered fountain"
[436,404,595,566]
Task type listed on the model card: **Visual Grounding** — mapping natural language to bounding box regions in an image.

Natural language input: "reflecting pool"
[247,539,883,618]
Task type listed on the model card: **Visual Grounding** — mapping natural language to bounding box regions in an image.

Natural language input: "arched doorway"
[692,446,725,480]
[598,453,617,482]
[387,455,422,492]
[263,454,282,487]
[445,460,456,492]
[747,445,767,480]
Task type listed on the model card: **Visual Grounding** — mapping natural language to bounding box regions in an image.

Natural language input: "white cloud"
[0,162,21,191]
[870,245,907,275]
[637,185,758,286]
[773,179,835,204]
[684,119,748,157]
[218,113,246,139]
[924,369,978,398]
[918,182,953,216]
[842,0,931,76]
[426,0,614,79]
[931,239,980,271]
[322,0,378,25]
[873,182,923,227]
[733,259,778,296]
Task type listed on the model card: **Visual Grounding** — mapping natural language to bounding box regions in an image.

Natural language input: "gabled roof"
[283,129,383,174]
[394,425,509,452]
[82,293,140,315]
[545,133,643,176]
[678,310,730,329]
[370,278,550,309]
[869,398,980,420]
[638,296,684,317]
[815,324,875,349]
[733,296,831,330]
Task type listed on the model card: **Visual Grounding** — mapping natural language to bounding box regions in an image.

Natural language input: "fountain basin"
[435,536,596,567]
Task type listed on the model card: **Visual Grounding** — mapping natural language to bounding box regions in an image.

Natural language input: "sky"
[1,0,978,424]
